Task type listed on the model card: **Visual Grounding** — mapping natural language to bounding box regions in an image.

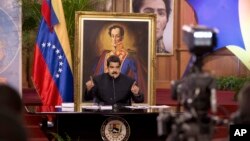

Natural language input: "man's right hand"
[86,76,95,91]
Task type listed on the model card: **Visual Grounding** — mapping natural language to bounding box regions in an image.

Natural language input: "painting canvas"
[130,0,174,55]
[74,12,156,108]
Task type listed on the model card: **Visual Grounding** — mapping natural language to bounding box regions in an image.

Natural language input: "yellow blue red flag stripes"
[32,0,73,106]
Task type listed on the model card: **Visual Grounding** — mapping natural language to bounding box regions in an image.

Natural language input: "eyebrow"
[143,7,166,11]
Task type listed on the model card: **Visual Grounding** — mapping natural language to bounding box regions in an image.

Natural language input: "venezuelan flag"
[32,0,73,106]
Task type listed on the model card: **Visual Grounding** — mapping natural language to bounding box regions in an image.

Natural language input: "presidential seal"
[101,116,130,141]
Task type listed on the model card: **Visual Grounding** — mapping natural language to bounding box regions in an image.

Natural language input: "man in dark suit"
[85,55,144,106]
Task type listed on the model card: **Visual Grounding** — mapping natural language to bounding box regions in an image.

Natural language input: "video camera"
[182,25,217,57]
[182,25,217,73]
[157,25,219,141]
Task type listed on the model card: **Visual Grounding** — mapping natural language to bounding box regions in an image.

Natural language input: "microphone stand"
[112,77,118,111]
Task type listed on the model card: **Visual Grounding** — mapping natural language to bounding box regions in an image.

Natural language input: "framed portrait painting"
[74,12,156,109]
[130,0,175,55]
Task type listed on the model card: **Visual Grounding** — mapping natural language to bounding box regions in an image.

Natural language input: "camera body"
[182,25,217,57]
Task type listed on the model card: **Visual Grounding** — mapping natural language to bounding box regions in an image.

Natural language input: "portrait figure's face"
[110,28,123,48]
[107,62,121,78]
[138,0,168,41]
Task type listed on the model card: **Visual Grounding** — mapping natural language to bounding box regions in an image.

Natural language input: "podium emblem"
[101,116,130,141]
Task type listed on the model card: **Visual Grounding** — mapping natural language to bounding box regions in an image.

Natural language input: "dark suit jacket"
[85,73,144,105]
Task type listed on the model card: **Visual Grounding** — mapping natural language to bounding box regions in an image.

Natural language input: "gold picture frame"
[74,11,156,111]
[129,0,175,56]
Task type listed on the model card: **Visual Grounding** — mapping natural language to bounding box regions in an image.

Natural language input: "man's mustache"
[112,72,118,74]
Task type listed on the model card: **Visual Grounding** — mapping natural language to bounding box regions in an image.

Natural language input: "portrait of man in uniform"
[83,21,148,102]
[93,24,138,83]
[75,12,156,105]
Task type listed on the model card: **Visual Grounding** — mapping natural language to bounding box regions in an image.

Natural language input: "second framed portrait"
[74,12,156,108]
[130,0,175,55]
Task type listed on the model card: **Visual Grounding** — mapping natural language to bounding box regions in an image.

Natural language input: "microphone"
[112,76,117,110]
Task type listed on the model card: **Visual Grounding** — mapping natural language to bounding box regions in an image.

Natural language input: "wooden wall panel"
[203,48,250,77]
[156,56,177,88]
[176,0,194,79]
[238,63,250,76]
[112,0,125,12]
[178,50,191,77]
[204,56,241,76]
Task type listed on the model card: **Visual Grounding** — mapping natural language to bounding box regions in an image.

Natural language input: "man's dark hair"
[0,110,27,141]
[132,0,172,21]
[107,55,121,67]
[238,82,250,112]
[108,25,125,37]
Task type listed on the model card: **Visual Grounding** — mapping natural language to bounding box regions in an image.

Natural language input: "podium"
[26,105,172,141]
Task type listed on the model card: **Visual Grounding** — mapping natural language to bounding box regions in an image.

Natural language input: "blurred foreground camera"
[157,25,221,141]
[172,25,218,113]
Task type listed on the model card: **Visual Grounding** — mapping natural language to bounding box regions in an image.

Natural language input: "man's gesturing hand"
[131,81,140,95]
[86,76,95,91]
